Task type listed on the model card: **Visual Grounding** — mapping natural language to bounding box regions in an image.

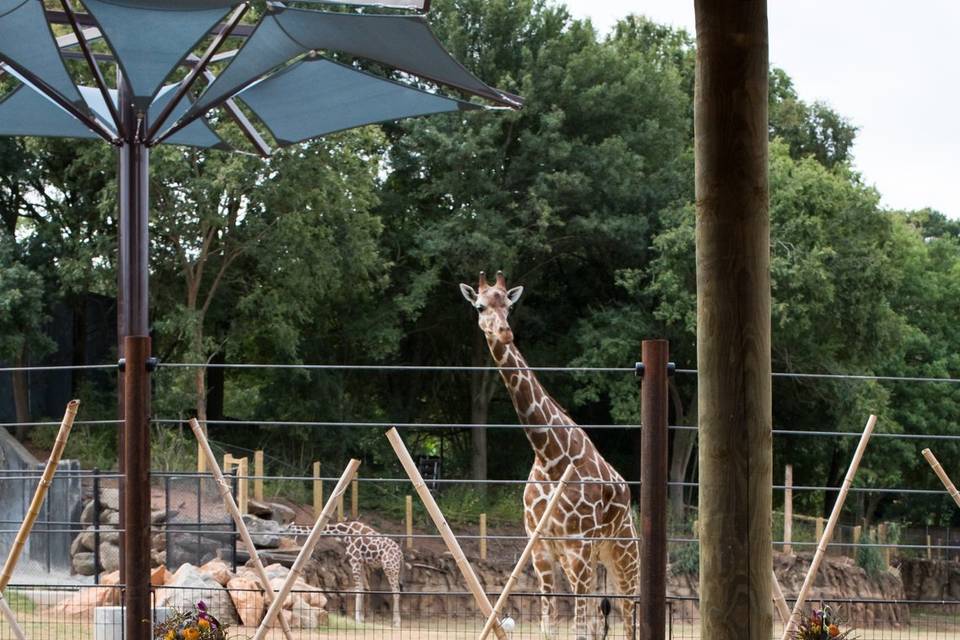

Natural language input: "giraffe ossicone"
[461,270,641,640]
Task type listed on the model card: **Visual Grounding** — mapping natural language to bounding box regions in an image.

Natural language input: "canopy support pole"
[118,72,152,640]
[57,0,123,135]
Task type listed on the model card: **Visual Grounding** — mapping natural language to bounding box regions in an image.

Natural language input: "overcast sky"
[561,0,959,219]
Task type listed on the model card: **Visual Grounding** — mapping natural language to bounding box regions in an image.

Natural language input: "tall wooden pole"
[694,1,771,638]
[638,339,669,640]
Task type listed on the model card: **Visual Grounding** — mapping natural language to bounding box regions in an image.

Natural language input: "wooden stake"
[351,477,359,519]
[784,464,793,555]
[197,441,207,474]
[405,495,413,550]
[479,513,487,561]
[313,461,322,516]
[815,517,824,544]
[926,534,932,560]
[878,523,890,566]
[922,448,960,509]
[477,465,574,640]
[0,400,79,590]
[852,525,862,558]
[0,592,27,640]
[188,419,296,640]
[780,415,877,640]
[337,490,345,522]
[238,457,249,515]
[252,458,361,640]
[386,427,507,640]
[771,571,790,625]
[254,450,264,502]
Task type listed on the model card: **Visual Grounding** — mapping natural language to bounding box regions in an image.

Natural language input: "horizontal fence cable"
[153,417,960,441]
[5,360,960,384]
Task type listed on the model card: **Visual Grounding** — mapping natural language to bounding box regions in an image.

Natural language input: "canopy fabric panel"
[0,82,226,148]
[296,0,428,8]
[149,84,229,149]
[0,85,98,139]
[0,0,86,109]
[190,6,518,117]
[81,0,239,111]
[237,58,477,145]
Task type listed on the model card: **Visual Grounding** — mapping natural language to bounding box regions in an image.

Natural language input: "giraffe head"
[459,271,523,344]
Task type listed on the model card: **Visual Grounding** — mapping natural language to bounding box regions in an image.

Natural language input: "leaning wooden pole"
[0,591,27,640]
[771,571,790,624]
[386,428,508,640]
[921,448,960,510]
[780,415,877,640]
[0,400,79,588]
[694,0,771,637]
[188,419,296,640]
[477,464,575,640]
[252,459,360,640]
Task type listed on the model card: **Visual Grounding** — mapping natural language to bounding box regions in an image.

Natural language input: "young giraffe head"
[459,271,523,344]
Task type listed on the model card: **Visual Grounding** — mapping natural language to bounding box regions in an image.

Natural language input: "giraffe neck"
[488,336,584,472]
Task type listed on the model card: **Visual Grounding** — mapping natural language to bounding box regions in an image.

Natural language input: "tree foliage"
[2,0,959,531]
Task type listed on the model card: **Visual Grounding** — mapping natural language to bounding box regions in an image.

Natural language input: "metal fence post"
[93,469,101,584]
[638,339,669,640]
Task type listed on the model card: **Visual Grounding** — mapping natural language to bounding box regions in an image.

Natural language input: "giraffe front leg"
[387,568,402,628]
[557,544,598,640]
[531,542,558,639]
[610,535,640,640]
[350,559,365,624]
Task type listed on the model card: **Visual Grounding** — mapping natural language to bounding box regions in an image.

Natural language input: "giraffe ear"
[506,286,524,306]
[460,283,478,304]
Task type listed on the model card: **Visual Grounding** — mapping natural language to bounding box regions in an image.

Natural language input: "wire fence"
[3,360,960,639]
[0,586,958,640]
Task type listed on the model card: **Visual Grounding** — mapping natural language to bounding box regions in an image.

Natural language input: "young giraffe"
[288,521,403,627]
[461,271,640,640]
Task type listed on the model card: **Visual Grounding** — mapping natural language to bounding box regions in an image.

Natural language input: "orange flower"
[164,630,175,640]
[828,624,840,637]
[183,627,200,640]
[198,619,210,631]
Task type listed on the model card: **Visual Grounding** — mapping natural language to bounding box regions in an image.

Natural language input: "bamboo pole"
[784,464,793,554]
[254,450,264,502]
[188,419,296,640]
[815,517,824,543]
[386,427,507,640]
[0,400,79,589]
[238,457,249,515]
[252,458,361,640]
[780,414,877,640]
[0,591,27,640]
[405,495,413,550]
[479,514,487,561]
[477,465,575,640]
[771,571,790,625]
[313,461,322,516]
[351,477,359,519]
[922,448,960,509]
[337,491,345,522]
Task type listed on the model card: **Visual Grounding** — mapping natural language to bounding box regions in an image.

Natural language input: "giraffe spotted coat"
[462,271,640,640]
[289,520,403,627]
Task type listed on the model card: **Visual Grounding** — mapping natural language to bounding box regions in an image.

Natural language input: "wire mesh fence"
[2,586,960,639]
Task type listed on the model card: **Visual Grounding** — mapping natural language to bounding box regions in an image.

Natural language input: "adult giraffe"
[461,271,640,640]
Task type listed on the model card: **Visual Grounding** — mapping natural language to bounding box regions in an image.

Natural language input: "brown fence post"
[254,450,264,502]
[815,517,825,546]
[351,477,359,519]
[405,495,414,550]
[313,461,322,517]
[639,339,669,640]
[479,513,487,561]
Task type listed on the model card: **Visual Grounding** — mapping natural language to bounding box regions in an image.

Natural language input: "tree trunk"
[470,332,497,484]
[694,1,772,638]
[13,345,30,440]
[668,389,697,526]
[207,350,225,421]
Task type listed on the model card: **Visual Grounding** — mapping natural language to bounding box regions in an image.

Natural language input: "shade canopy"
[0,0,521,153]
